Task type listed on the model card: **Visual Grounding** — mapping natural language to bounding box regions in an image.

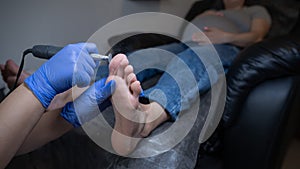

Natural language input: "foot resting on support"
[107,54,171,156]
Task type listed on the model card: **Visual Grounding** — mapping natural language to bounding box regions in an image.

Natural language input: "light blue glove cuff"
[61,79,116,127]
[60,78,145,127]
[24,69,57,108]
[61,103,80,127]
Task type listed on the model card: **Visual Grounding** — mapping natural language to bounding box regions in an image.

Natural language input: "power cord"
[7,45,62,95]
[12,48,33,90]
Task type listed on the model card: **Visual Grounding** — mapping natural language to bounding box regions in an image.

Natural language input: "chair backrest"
[290,7,300,37]
[262,0,300,38]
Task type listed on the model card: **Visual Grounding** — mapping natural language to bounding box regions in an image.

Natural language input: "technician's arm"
[0,42,99,168]
[0,84,45,168]
[14,87,87,155]
[15,108,73,156]
[15,78,115,155]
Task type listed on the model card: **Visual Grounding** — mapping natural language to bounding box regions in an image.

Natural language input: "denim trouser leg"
[143,44,239,120]
[96,42,187,82]
[129,42,188,82]
[95,43,239,120]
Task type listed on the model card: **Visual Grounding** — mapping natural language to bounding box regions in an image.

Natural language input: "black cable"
[4,48,33,97]
[4,45,61,98]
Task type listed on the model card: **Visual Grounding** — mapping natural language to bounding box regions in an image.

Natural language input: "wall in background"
[0,0,197,90]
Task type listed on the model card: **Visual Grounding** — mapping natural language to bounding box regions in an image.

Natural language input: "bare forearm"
[227,18,270,47]
[0,84,45,168]
[16,88,78,155]
[227,32,262,47]
[15,86,86,156]
[15,86,90,155]
[16,108,73,155]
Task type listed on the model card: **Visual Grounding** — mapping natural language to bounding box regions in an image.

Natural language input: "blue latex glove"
[61,78,116,127]
[25,43,99,108]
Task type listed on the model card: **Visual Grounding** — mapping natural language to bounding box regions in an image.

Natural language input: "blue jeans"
[129,42,239,120]
[96,42,239,120]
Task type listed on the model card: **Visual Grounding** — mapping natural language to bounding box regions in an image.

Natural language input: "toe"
[6,59,19,75]
[131,81,141,98]
[109,54,126,76]
[116,58,129,78]
[127,73,137,87]
[124,65,134,80]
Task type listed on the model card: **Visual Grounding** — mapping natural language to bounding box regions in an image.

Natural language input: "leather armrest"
[223,76,300,169]
[223,35,300,127]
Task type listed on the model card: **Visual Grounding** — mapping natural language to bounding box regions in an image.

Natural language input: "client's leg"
[0,59,30,89]
[107,54,170,155]
[140,44,239,120]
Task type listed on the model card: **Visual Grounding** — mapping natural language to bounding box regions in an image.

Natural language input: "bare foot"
[106,54,143,155]
[0,59,30,89]
[107,54,170,156]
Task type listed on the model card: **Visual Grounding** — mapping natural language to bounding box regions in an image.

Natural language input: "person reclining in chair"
[0,0,271,158]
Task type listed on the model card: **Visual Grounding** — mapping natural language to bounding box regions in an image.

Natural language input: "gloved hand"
[61,78,116,127]
[25,43,99,108]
